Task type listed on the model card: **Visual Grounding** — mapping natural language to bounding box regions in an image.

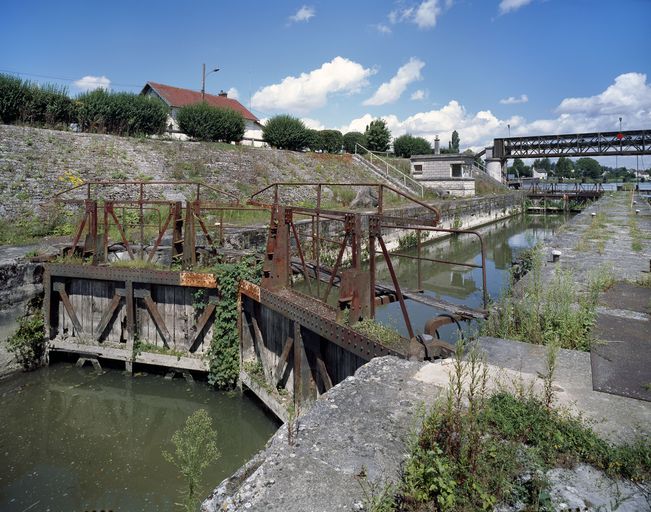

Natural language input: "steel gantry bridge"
[492,129,651,160]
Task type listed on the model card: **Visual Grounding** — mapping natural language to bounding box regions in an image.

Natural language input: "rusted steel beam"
[53,282,83,335]
[106,203,135,260]
[377,235,414,339]
[147,205,175,263]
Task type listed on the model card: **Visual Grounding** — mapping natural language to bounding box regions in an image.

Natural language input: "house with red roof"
[141,81,265,146]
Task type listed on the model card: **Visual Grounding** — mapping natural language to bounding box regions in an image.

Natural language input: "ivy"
[207,257,262,389]
[7,298,46,371]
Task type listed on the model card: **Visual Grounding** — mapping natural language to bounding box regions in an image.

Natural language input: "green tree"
[575,157,602,180]
[364,119,391,152]
[262,114,309,151]
[393,134,432,158]
[510,158,532,178]
[533,157,552,173]
[319,129,344,153]
[555,157,575,178]
[343,131,367,153]
[305,128,322,151]
[450,130,460,153]
[177,103,245,142]
[163,409,220,512]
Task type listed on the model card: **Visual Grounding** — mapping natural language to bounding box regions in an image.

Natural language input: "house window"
[413,164,423,174]
[451,164,462,177]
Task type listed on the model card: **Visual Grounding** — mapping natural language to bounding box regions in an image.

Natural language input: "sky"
[2,0,651,164]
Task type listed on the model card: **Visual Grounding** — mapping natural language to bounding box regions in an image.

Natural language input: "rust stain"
[180,272,217,288]
[240,280,260,300]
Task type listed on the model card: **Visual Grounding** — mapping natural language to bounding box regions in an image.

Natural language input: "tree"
[575,157,602,180]
[555,157,574,178]
[449,130,460,153]
[177,103,245,142]
[262,114,309,151]
[343,131,367,153]
[393,134,432,158]
[305,129,322,151]
[163,409,220,512]
[510,158,532,178]
[319,129,344,153]
[364,119,391,152]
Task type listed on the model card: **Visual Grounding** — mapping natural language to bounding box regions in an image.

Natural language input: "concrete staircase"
[352,152,424,197]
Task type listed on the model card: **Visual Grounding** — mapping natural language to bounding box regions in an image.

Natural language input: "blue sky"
[2,0,651,157]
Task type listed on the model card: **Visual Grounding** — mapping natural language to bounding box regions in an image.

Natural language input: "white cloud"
[251,56,374,114]
[289,5,315,23]
[499,0,533,14]
[227,87,239,100]
[73,75,110,92]
[302,117,325,130]
[411,89,427,101]
[374,23,392,34]
[387,0,451,29]
[364,57,425,106]
[337,72,651,152]
[500,94,528,105]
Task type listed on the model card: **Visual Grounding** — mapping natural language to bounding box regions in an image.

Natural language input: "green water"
[0,364,278,511]
[372,213,569,340]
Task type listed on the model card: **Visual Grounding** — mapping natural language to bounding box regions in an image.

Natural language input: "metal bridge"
[492,129,651,160]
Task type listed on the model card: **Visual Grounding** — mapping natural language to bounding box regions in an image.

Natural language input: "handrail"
[354,143,424,197]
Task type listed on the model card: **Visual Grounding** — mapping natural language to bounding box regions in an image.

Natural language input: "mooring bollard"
[591,212,596,217]
[635,209,640,215]
[552,249,561,263]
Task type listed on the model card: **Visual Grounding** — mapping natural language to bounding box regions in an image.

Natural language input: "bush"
[262,114,309,151]
[393,134,432,158]
[176,102,245,142]
[0,74,73,126]
[319,129,343,153]
[343,131,367,153]
[7,302,45,371]
[305,128,323,151]
[76,89,168,136]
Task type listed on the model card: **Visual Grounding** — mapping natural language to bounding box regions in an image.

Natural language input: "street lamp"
[201,64,220,101]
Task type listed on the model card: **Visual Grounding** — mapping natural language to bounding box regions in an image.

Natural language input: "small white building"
[141,82,265,146]
[410,150,476,197]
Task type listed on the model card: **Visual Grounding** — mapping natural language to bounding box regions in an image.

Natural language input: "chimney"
[434,135,440,155]
[218,90,228,97]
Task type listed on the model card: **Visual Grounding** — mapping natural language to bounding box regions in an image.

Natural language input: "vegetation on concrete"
[207,257,262,389]
[176,102,244,143]
[365,342,650,512]
[6,301,46,371]
[393,134,432,158]
[365,119,391,152]
[482,245,613,351]
[262,114,309,151]
[0,73,73,127]
[163,409,220,512]
[76,89,168,136]
[575,210,610,253]
[350,318,404,349]
[628,213,644,252]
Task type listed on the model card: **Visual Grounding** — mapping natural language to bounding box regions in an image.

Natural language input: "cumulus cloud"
[289,5,315,23]
[364,58,425,106]
[411,89,427,101]
[335,72,651,152]
[73,75,110,91]
[388,0,451,29]
[500,94,528,105]
[251,56,374,114]
[302,117,325,130]
[227,87,239,100]
[499,0,533,14]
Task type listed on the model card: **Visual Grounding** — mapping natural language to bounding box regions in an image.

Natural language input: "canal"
[0,364,278,511]
[0,212,568,511]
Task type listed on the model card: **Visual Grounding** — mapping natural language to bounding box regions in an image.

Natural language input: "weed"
[162,409,220,512]
[350,318,405,349]
[6,298,45,371]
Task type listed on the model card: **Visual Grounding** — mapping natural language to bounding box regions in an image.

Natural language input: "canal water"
[372,213,569,341]
[0,364,278,511]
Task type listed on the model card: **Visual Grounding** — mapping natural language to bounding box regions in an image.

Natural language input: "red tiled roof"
[143,81,259,122]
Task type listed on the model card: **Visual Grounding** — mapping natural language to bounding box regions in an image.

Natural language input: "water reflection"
[0,364,278,512]
[373,214,568,340]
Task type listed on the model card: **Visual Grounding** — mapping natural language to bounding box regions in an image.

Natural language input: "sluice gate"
[41,180,489,417]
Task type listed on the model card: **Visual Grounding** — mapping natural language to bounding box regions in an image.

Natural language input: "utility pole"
[201,64,220,101]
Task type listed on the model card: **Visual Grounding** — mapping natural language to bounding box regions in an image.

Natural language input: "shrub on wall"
[0,74,73,126]
[319,129,343,153]
[262,114,309,151]
[176,102,245,142]
[76,89,168,136]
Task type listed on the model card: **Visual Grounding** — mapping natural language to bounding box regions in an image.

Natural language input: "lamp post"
[201,64,220,101]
